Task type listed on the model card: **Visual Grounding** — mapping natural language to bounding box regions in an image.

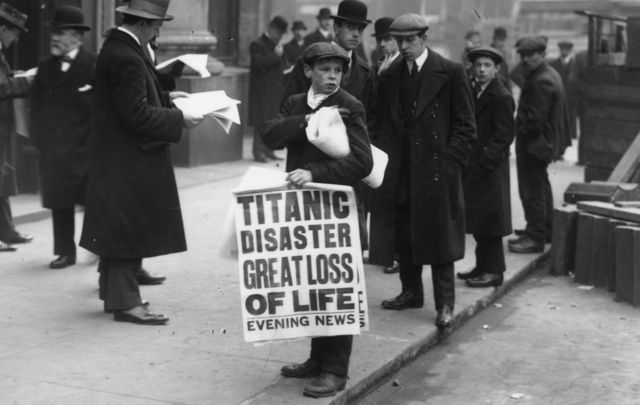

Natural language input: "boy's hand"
[287,169,313,187]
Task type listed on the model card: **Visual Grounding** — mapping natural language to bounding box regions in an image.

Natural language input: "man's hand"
[170,91,189,100]
[183,110,204,129]
[287,169,312,187]
[275,43,284,57]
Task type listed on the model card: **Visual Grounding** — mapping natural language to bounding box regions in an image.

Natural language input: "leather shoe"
[456,267,482,280]
[0,241,16,252]
[2,233,33,244]
[303,372,347,398]
[136,268,166,285]
[435,305,454,328]
[49,255,76,269]
[383,260,399,274]
[113,305,168,325]
[105,300,149,314]
[508,237,544,253]
[465,273,503,288]
[381,291,423,310]
[281,359,320,378]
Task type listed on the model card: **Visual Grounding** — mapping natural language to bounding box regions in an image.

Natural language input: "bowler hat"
[467,45,503,64]
[292,20,307,31]
[331,0,371,26]
[48,5,90,31]
[0,3,27,33]
[516,36,547,53]
[317,7,332,20]
[116,0,173,21]
[372,17,395,38]
[303,42,350,69]
[389,14,429,37]
[558,40,574,49]
[269,15,288,33]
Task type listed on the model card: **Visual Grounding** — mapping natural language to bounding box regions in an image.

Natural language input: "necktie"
[410,62,418,79]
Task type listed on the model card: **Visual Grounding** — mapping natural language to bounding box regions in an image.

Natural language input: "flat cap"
[389,13,429,37]
[467,45,503,64]
[516,36,547,53]
[303,42,351,67]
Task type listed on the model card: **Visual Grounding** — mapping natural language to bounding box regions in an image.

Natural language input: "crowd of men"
[0,0,577,399]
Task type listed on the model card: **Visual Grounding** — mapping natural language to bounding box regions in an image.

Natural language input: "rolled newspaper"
[305,106,350,159]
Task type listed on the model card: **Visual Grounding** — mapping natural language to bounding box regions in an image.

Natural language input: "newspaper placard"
[234,183,368,342]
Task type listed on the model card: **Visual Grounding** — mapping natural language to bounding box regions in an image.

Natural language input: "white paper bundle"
[362,144,388,188]
[172,90,241,134]
[156,54,211,78]
[305,107,350,159]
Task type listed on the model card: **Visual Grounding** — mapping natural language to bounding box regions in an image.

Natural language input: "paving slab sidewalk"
[1,143,583,405]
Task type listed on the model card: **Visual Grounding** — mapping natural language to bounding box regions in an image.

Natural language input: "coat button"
[434,174,440,181]
[433,153,438,159]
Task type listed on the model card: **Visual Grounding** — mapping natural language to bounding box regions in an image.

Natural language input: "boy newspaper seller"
[257,42,373,398]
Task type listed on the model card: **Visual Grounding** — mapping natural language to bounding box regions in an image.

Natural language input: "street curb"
[331,250,551,405]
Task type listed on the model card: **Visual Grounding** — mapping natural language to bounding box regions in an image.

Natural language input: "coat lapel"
[415,49,448,119]
[382,59,403,135]
[474,78,498,114]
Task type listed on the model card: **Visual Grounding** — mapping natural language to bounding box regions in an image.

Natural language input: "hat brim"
[0,11,28,33]
[48,22,91,31]
[468,51,502,64]
[115,6,174,21]
[389,28,428,37]
[330,16,371,26]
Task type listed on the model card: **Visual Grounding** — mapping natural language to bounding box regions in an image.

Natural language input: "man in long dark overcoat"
[248,15,288,163]
[457,46,515,288]
[79,0,203,325]
[509,36,570,254]
[373,14,476,328]
[31,6,95,269]
[549,41,577,144]
[0,3,32,252]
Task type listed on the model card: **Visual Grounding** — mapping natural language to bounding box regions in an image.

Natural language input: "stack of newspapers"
[172,90,241,134]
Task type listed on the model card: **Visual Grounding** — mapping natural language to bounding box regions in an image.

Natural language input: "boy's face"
[473,56,498,84]
[304,58,344,95]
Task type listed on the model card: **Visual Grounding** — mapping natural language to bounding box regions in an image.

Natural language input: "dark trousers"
[252,126,272,159]
[310,335,352,376]
[0,196,16,241]
[52,208,76,257]
[473,234,505,274]
[396,203,455,310]
[98,257,143,311]
[516,150,553,243]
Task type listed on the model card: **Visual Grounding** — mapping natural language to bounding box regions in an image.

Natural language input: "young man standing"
[373,14,476,328]
[457,46,515,288]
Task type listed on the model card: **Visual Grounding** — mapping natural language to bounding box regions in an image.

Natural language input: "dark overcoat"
[283,38,305,69]
[31,47,96,209]
[516,62,570,163]
[549,57,577,139]
[462,78,514,236]
[369,50,476,265]
[79,29,185,259]
[248,33,285,127]
[262,88,373,186]
[0,51,30,197]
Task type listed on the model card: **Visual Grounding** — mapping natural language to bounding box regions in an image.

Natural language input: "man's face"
[473,56,498,84]
[318,17,332,31]
[396,33,427,62]
[304,58,343,95]
[334,21,364,51]
[559,47,571,58]
[377,35,398,57]
[139,20,163,44]
[519,50,545,71]
[50,29,81,57]
[467,33,481,47]
[0,25,20,48]
[293,28,306,41]
[268,27,284,43]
